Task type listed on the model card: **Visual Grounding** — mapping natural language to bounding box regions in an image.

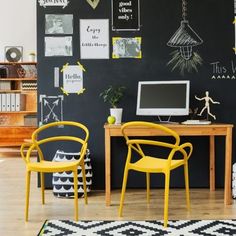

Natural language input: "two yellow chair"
[119,121,193,227]
[21,120,192,227]
[21,121,89,221]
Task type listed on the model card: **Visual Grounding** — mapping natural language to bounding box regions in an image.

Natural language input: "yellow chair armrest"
[20,142,37,163]
[174,142,193,161]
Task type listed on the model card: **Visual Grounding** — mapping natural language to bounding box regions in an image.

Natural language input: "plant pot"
[28,54,36,62]
[110,108,123,124]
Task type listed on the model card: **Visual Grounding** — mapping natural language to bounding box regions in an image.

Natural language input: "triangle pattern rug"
[38,219,236,236]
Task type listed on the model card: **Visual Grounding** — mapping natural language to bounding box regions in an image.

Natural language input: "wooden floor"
[1,158,236,236]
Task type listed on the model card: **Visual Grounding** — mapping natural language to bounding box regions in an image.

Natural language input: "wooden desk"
[104,123,233,206]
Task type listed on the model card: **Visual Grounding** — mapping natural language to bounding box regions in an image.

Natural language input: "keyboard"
[181,120,211,125]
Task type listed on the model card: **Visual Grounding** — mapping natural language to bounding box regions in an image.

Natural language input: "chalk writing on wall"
[210,61,236,80]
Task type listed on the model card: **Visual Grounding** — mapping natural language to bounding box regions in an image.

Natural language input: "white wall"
[0,0,36,62]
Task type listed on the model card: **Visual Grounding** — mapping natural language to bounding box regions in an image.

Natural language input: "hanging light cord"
[182,0,187,21]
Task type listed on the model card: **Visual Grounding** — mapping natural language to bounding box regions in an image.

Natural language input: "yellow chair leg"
[25,171,31,222]
[40,172,45,205]
[164,172,170,228]
[146,172,150,204]
[184,162,190,210]
[73,169,79,221]
[81,164,88,205]
[119,167,129,217]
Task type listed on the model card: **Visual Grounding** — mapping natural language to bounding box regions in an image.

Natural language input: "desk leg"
[105,129,111,206]
[209,136,215,191]
[224,127,232,205]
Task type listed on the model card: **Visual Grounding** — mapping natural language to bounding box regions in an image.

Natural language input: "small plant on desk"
[99,85,126,124]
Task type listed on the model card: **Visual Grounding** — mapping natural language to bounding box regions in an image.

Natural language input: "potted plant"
[100,85,126,124]
[28,52,36,62]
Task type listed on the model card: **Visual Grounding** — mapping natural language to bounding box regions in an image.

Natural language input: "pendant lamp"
[167,0,203,74]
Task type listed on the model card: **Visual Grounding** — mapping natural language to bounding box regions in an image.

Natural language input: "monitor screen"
[136,80,190,116]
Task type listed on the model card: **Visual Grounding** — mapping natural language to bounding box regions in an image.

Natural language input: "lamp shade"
[167,20,203,47]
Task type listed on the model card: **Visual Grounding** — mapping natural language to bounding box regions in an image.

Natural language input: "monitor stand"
[157,116,179,124]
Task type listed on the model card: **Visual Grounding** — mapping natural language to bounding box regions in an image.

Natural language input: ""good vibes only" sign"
[112,0,140,31]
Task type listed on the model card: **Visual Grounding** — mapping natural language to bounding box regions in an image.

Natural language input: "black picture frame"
[112,0,140,31]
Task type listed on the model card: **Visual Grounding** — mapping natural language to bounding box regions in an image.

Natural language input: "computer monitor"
[136,80,190,118]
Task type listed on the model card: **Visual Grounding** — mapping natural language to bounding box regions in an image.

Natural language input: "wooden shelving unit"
[0,62,37,152]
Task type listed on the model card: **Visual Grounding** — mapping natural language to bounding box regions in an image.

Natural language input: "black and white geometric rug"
[38,220,236,236]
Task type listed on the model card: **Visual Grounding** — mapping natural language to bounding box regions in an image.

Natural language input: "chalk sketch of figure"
[195,91,220,120]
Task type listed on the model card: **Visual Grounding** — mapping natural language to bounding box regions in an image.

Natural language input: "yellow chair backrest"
[22,121,89,164]
[121,121,185,162]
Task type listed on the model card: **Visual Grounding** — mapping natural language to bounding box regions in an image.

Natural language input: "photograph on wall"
[45,14,73,34]
[45,37,73,56]
[39,95,64,126]
[112,37,142,58]
[235,0,236,14]
[112,0,140,31]
[80,19,109,59]
[63,65,83,93]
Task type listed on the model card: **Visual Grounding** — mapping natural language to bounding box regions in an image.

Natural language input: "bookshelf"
[0,62,37,151]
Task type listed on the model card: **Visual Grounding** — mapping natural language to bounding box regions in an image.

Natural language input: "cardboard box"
[24,115,37,126]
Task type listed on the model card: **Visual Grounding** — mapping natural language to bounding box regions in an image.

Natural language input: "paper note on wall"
[63,65,83,93]
[80,19,109,59]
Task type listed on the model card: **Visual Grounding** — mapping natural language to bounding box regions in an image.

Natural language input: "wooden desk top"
[104,123,234,136]
[104,123,233,128]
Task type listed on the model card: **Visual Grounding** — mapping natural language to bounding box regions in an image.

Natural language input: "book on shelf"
[0,93,26,112]
[1,94,6,111]
[15,94,26,111]
[6,94,10,111]
[10,93,16,111]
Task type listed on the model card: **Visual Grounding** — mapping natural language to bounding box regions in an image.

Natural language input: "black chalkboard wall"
[37,0,235,189]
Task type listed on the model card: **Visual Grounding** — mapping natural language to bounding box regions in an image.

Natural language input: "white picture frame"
[63,65,83,93]
[45,14,73,34]
[45,37,73,57]
[80,19,109,59]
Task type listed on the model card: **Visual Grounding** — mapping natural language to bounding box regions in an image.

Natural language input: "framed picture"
[4,46,23,62]
[80,19,109,59]
[39,95,64,126]
[45,14,73,34]
[112,37,142,58]
[45,37,73,57]
[112,0,140,31]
